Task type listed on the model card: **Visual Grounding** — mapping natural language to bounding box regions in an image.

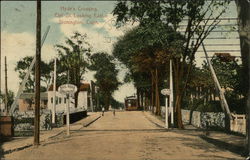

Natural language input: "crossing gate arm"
[10,26,51,115]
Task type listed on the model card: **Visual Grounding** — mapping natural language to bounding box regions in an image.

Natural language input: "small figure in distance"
[102,106,105,116]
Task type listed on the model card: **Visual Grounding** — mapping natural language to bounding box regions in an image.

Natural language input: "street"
[4,111,243,160]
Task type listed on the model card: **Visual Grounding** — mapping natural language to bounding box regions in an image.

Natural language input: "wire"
[193,37,239,39]
[204,44,239,46]
[196,50,241,52]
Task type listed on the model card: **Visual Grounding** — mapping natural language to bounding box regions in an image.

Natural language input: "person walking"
[113,108,115,116]
[102,106,105,116]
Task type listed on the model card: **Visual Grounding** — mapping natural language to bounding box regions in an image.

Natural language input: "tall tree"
[0,90,14,112]
[55,32,91,108]
[113,0,230,128]
[89,52,120,110]
[113,22,185,115]
[235,0,250,155]
[15,56,53,92]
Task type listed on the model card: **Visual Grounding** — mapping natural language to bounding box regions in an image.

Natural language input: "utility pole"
[34,0,41,146]
[4,56,8,114]
[52,58,56,124]
[90,83,93,112]
[165,96,169,129]
[169,59,174,127]
[0,31,1,111]
[66,93,70,136]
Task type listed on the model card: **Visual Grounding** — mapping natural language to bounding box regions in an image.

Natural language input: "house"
[47,81,92,113]
[18,92,48,112]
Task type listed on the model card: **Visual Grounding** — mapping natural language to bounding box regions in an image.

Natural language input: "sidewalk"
[143,111,246,156]
[2,112,101,155]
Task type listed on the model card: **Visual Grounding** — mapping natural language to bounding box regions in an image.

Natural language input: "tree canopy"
[55,32,92,108]
[15,56,52,92]
[89,52,120,110]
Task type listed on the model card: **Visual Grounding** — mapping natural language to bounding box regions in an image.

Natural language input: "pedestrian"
[113,108,115,116]
[102,106,105,116]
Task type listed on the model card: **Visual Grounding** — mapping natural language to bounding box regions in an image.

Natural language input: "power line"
[179,24,237,27]
[179,30,239,32]
[196,50,241,52]
[195,37,239,39]
[182,17,238,21]
[204,44,239,46]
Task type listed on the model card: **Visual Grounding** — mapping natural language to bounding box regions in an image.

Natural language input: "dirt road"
[4,111,243,160]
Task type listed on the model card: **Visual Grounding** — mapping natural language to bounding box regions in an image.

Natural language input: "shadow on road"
[0,137,3,159]
[0,136,13,159]
[199,135,247,157]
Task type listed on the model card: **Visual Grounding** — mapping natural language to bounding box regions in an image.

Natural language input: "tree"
[113,22,185,116]
[186,54,244,113]
[55,32,91,108]
[0,90,14,112]
[89,52,120,110]
[15,56,53,92]
[113,0,230,128]
[234,1,250,154]
[235,0,250,98]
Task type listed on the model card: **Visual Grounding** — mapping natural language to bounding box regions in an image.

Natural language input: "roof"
[48,83,90,92]
[19,92,48,100]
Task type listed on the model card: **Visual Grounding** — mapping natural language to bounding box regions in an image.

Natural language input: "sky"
[0,1,241,103]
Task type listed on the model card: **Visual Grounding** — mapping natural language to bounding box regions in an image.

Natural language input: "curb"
[143,112,166,129]
[83,115,101,127]
[3,114,101,155]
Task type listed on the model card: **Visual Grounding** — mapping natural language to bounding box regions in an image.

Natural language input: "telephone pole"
[4,56,8,114]
[52,58,56,124]
[0,30,1,109]
[34,0,41,146]
[169,59,174,127]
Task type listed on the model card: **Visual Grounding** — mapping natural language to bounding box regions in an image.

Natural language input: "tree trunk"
[235,0,250,154]
[151,70,155,113]
[104,93,110,110]
[173,58,184,129]
[155,68,161,115]
[141,91,144,110]
[137,87,141,109]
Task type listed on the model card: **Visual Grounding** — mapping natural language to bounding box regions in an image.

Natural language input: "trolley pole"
[34,0,41,146]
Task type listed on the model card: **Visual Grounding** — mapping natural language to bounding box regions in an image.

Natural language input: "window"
[59,98,61,104]
[64,98,67,104]
[51,97,53,103]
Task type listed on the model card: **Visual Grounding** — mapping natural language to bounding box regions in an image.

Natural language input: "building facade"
[47,82,91,113]
[18,92,48,112]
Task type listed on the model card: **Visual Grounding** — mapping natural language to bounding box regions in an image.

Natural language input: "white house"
[47,82,91,114]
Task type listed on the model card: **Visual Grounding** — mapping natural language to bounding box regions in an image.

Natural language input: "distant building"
[18,92,48,112]
[17,81,95,113]
[47,82,92,113]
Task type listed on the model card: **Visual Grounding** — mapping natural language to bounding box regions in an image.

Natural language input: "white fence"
[231,114,246,134]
